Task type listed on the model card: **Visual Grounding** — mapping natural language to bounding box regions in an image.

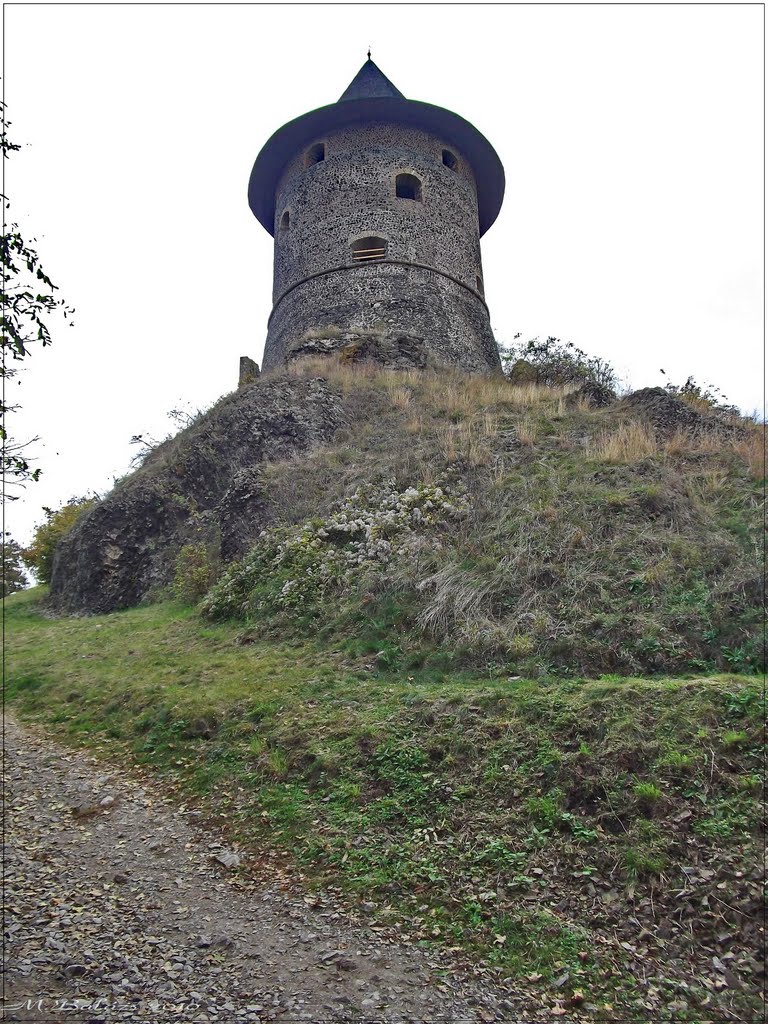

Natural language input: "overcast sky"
[4,3,763,546]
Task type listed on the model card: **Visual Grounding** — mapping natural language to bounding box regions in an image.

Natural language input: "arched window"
[304,142,325,167]
[395,173,422,202]
[280,210,290,232]
[442,149,458,170]
[351,236,387,262]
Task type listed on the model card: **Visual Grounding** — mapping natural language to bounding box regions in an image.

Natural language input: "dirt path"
[3,714,533,1024]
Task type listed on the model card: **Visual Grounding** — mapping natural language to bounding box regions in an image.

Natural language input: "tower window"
[351,236,387,262]
[305,142,325,167]
[442,149,458,170]
[280,210,290,232]
[395,173,422,202]
[476,275,484,295]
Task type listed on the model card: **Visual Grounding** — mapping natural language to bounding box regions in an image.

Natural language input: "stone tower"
[248,58,505,374]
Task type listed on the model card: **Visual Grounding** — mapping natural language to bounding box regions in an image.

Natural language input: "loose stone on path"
[3,715,533,1023]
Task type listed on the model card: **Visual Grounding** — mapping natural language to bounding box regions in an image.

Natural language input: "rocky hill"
[50,358,763,678]
[50,376,344,613]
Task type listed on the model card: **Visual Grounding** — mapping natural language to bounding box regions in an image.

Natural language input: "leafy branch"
[1,101,74,492]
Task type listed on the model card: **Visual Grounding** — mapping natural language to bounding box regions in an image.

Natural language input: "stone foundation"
[263,262,499,374]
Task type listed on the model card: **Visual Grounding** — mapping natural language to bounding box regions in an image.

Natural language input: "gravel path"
[3,715,532,1024]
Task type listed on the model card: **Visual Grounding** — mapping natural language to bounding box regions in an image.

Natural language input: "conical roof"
[248,59,504,238]
[338,58,405,102]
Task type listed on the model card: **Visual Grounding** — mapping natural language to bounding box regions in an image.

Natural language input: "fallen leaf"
[212,850,240,869]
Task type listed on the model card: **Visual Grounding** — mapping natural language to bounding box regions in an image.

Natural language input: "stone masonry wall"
[266,262,498,373]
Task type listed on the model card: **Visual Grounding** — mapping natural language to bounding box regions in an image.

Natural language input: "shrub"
[22,496,97,583]
[172,543,220,604]
[202,480,470,622]
[499,336,619,392]
[2,535,27,596]
[663,375,740,416]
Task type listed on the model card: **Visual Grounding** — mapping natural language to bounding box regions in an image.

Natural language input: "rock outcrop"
[49,377,344,614]
[620,387,745,439]
[287,328,431,371]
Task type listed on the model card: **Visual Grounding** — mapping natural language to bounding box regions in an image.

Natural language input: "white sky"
[4,3,764,546]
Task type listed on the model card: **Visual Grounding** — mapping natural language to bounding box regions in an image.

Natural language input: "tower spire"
[338,57,404,102]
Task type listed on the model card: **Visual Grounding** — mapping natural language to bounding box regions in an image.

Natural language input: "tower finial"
[367,46,371,60]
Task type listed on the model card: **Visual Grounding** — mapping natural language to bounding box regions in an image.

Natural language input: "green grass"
[6,587,764,1021]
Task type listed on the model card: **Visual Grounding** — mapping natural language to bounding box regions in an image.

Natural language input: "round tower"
[248,58,505,373]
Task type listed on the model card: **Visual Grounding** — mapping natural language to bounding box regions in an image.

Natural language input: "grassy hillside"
[8,361,764,1019]
[7,587,763,1021]
[194,359,763,679]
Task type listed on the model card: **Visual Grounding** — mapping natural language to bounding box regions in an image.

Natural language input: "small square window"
[395,174,422,202]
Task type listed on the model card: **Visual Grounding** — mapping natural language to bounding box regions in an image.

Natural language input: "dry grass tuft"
[463,375,517,407]
[300,325,344,341]
[589,421,658,463]
[516,417,539,447]
[404,414,424,435]
[695,469,730,497]
[417,563,497,637]
[388,386,413,410]
[732,428,766,480]
[435,417,495,466]
[481,411,498,436]
[283,353,354,384]
[662,423,765,481]
[506,383,572,410]
[431,382,477,419]
[663,429,696,457]
[666,429,732,457]
[435,423,457,463]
